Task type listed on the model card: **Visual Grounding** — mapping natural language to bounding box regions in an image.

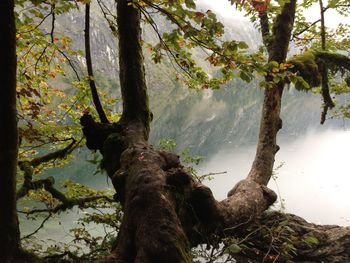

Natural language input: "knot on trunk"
[80,114,118,151]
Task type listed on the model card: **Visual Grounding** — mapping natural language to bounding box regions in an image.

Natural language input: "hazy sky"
[198,0,349,28]
[198,0,240,19]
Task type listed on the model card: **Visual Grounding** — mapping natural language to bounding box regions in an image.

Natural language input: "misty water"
[21,129,350,246]
[199,129,350,226]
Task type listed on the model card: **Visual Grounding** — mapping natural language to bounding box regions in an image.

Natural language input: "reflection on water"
[20,129,350,247]
[199,129,350,226]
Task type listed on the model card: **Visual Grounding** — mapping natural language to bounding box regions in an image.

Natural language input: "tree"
[3,0,350,261]
[80,0,350,262]
[0,0,21,262]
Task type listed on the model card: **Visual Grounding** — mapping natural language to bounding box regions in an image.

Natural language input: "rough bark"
[0,1,21,262]
[80,0,350,262]
[116,0,152,138]
[88,1,190,262]
[234,211,350,262]
[81,115,278,263]
[80,1,276,262]
[248,0,296,185]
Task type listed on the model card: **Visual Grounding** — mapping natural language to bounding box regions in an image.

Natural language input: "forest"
[1,0,350,262]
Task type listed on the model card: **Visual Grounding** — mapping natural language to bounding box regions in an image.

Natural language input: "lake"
[199,129,350,226]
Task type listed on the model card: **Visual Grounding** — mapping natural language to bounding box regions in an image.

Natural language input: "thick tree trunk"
[82,1,276,262]
[0,1,21,262]
[88,1,191,262]
[80,0,350,262]
[235,211,350,262]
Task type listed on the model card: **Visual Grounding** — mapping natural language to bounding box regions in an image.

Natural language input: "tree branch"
[17,138,78,200]
[258,11,271,49]
[232,211,350,262]
[318,0,334,124]
[117,0,152,138]
[85,3,109,124]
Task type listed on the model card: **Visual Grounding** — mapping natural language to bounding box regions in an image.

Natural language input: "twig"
[21,213,52,240]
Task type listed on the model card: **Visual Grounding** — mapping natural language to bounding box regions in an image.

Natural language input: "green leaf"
[303,236,319,246]
[185,0,196,9]
[224,244,242,254]
[294,76,311,91]
[238,41,248,49]
[239,70,252,83]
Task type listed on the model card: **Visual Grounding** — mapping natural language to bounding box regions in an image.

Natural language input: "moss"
[346,75,350,87]
[315,51,350,73]
[288,50,350,91]
[288,51,321,89]
[175,237,193,263]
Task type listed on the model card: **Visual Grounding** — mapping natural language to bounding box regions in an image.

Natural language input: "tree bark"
[0,3,38,262]
[248,0,296,185]
[80,0,350,262]
[85,3,109,124]
[234,211,350,262]
[81,1,276,262]
[116,0,152,138]
[87,1,190,262]
[318,0,334,124]
[0,1,20,262]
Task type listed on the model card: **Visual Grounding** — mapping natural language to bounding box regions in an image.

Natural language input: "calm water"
[21,129,350,246]
[199,129,350,226]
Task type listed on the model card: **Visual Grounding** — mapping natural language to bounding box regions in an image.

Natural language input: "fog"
[21,130,350,245]
[199,129,350,226]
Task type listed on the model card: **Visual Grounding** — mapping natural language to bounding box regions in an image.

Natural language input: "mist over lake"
[199,129,350,226]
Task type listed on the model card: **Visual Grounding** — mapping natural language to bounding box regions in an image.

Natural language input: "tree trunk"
[87,1,191,262]
[234,211,350,262]
[248,0,296,185]
[0,1,21,262]
[80,0,350,262]
[81,1,276,262]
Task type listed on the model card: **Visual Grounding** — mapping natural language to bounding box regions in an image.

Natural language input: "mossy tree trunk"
[88,0,191,261]
[82,1,276,262]
[0,0,20,262]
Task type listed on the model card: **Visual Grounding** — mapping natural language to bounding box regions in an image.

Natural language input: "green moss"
[315,51,350,73]
[346,75,350,87]
[288,50,350,91]
[175,237,193,263]
[288,51,321,89]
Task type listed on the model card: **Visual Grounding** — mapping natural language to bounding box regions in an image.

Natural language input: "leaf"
[294,76,311,91]
[184,0,196,9]
[239,70,252,82]
[303,236,319,246]
[224,243,242,254]
[195,12,205,18]
[238,41,248,49]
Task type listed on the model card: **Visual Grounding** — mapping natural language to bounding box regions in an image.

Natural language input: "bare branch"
[85,3,109,124]
[21,213,52,240]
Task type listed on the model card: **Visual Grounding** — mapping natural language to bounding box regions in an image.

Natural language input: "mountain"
[53,2,348,158]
